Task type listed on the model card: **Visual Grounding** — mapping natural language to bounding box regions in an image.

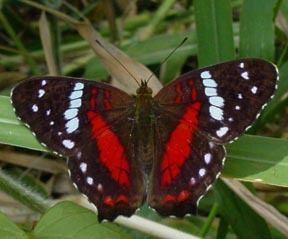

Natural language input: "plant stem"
[0,11,39,74]
[0,168,51,213]
[199,202,219,237]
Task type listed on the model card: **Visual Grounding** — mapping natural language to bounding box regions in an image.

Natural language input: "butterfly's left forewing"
[11,77,145,221]
[148,59,278,216]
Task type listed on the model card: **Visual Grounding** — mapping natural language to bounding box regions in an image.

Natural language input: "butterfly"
[11,58,278,221]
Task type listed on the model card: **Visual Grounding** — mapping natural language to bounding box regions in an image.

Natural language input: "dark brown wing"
[148,58,277,216]
[147,101,225,216]
[11,76,145,221]
[155,58,278,144]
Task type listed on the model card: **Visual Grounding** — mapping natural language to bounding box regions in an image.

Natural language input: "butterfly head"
[136,80,153,95]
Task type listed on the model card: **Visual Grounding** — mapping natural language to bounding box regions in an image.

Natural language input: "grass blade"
[194,0,234,66]
[239,0,276,60]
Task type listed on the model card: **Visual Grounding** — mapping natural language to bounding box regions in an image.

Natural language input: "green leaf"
[215,180,272,239]
[239,0,277,60]
[0,96,47,151]
[224,135,288,187]
[194,0,235,66]
[0,210,28,239]
[256,59,288,127]
[33,201,123,239]
[160,53,187,84]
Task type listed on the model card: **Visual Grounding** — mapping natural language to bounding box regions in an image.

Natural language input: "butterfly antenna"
[95,40,140,86]
[146,37,188,83]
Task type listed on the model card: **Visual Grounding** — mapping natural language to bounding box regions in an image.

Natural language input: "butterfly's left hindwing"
[11,77,145,221]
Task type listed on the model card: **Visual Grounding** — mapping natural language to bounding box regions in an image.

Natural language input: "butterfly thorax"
[135,81,155,170]
[135,81,154,126]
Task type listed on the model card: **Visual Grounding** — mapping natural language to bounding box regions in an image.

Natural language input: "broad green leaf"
[215,180,272,239]
[0,122,47,152]
[225,135,288,187]
[0,210,28,239]
[239,0,277,60]
[33,201,124,239]
[194,0,235,66]
[0,96,47,151]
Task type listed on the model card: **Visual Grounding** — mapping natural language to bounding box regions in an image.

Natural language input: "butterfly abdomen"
[135,82,157,170]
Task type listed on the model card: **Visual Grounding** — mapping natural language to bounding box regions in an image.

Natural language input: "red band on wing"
[162,190,190,203]
[104,89,112,110]
[160,80,200,186]
[103,194,129,206]
[160,101,201,187]
[87,88,130,186]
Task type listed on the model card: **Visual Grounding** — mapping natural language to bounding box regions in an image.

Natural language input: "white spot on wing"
[62,139,75,149]
[241,71,249,80]
[65,117,79,133]
[200,71,211,79]
[235,105,240,110]
[209,106,224,120]
[50,121,54,126]
[32,104,38,112]
[69,90,83,100]
[204,153,212,164]
[70,99,81,108]
[97,184,103,192]
[239,62,244,68]
[216,127,229,137]
[205,87,217,96]
[46,109,51,116]
[251,86,258,94]
[38,89,45,98]
[74,82,84,90]
[41,80,47,86]
[87,177,94,185]
[80,162,87,173]
[190,177,196,185]
[199,168,206,177]
[203,79,217,87]
[238,93,243,99]
[64,108,78,120]
[209,96,224,107]
[209,142,215,148]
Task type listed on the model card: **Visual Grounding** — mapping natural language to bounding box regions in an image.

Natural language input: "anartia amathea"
[11,58,278,221]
